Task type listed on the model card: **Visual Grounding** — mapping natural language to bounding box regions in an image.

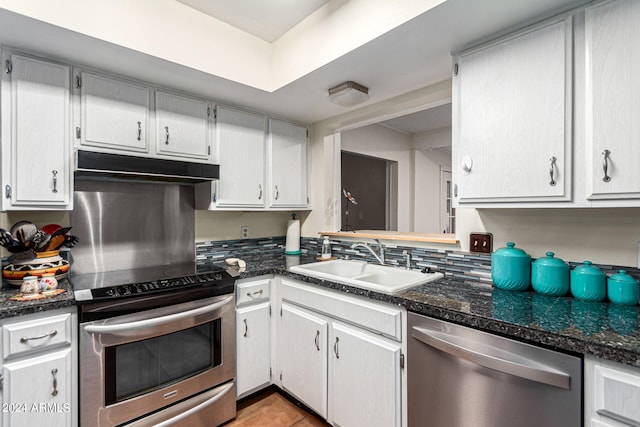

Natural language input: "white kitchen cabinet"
[453,16,572,206]
[275,277,405,426]
[235,276,272,399]
[1,53,72,210]
[155,90,211,161]
[75,70,150,154]
[329,320,402,427]
[267,118,309,208]
[584,354,640,427]
[584,0,640,202]
[212,106,266,208]
[278,302,328,418]
[0,307,78,427]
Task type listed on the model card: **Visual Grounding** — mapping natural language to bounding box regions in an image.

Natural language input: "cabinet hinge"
[400,354,405,369]
[280,372,282,381]
[453,63,459,76]
[212,192,216,203]
[4,185,11,199]
[75,127,81,139]
[306,129,309,138]
[213,107,217,120]
[207,106,211,118]
[280,307,282,317]
[207,145,211,156]
[269,305,272,316]
[75,75,82,89]
[4,59,12,74]
[269,367,272,380]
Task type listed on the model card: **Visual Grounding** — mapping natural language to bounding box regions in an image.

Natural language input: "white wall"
[414,147,451,232]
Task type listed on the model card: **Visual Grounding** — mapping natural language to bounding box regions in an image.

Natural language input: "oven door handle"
[84,295,233,335]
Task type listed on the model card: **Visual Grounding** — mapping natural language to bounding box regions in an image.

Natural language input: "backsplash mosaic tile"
[196,236,640,284]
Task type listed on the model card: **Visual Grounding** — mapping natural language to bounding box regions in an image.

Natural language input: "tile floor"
[226,389,329,427]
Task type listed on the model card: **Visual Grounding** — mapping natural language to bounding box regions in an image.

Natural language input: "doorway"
[340,151,391,231]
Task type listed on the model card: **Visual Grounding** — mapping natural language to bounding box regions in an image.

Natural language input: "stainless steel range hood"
[75,151,219,183]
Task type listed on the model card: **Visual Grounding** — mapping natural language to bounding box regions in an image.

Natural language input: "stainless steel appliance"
[408,313,582,427]
[70,180,237,426]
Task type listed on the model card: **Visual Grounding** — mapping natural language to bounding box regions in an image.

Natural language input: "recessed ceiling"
[379,103,452,134]
[177,0,329,42]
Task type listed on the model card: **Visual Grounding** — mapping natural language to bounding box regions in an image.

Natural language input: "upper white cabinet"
[268,118,309,208]
[453,16,572,206]
[75,70,150,153]
[155,90,211,161]
[585,0,640,202]
[214,106,267,208]
[1,53,73,210]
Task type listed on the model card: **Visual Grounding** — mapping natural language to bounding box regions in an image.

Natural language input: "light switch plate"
[470,232,492,254]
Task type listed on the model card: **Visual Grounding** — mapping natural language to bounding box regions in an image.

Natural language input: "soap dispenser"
[321,237,332,260]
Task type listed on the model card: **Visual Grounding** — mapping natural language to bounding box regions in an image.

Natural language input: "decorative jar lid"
[609,270,638,285]
[493,242,530,259]
[573,261,604,276]
[533,252,568,268]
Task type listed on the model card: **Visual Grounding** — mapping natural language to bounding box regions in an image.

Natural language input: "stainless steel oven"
[79,291,236,426]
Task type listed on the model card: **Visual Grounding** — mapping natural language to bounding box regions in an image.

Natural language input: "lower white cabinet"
[235,276,272,399]
[275,277,405,427]
[585,354,640,427]
[0,307,77,427]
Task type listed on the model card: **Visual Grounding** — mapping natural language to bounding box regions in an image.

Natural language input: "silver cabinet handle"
[246,289,264,298]
[333,336,340,359]
[21,329,57,343]
[51,368,58,396]
[597,409,640,427]
[602,149,611,182]
[274,185,279,200]
[164,126,169,145]
[243,319,248,337]
[411,325,570,389]
[258,184,262,200]
[549,157,557,186]
[315,330,320,351]
[51,170,58,193]
[137,121,142,141]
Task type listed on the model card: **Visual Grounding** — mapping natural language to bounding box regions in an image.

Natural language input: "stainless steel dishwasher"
[408,313,582,427]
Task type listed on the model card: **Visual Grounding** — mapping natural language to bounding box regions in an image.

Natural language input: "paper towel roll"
[285,219,301,254]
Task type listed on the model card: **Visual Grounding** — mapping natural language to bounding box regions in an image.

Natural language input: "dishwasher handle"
[411,325,571,390]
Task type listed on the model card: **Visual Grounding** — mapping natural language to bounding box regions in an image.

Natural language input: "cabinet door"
[268,119,309,208]
[328,320,402,427]
[454,17,572,204]
[2,54,72,209]
[2,348,73,427]
[585,0,640,201]
[236,302,271,398]
[215,106,266,207]
[155,91,210,160]
[278,302,328,418]
[79,71,149,153]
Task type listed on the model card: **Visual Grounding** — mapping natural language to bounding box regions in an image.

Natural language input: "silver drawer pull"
[52,170,58,193]
[334,336,340,359]
[548,157,557,186]
[137,121,142,141]
[51,368,58,396]
[243,319,248,337]
[20,330,57,343]
[246,289,264,298]
[165,126,170,145]
[315,330,320,351]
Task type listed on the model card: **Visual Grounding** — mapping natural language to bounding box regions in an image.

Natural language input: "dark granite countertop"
[234,253,640,368]
[0,279,76,319]
[1,252,638,368]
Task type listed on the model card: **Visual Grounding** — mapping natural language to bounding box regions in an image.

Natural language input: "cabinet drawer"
[236,277,271,306]
[3,313,72,358]
[589,357,640,426]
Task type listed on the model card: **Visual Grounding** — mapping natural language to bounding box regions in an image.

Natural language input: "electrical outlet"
[470,232,493,254]
[241,226,249,239]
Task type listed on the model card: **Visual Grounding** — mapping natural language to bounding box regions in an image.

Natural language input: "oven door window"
[104,319,222,404]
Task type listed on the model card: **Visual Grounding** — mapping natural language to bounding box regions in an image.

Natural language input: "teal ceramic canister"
[570,261,606,301]
[531,252,569,296]
[607,270,639,306]
[491,242,531,291]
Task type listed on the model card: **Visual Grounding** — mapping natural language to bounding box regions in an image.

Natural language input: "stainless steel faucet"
[350,239,385,265]
[402,250,412,269]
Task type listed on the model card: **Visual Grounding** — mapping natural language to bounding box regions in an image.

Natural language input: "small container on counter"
[491,242,531,291]
[321,236,332,260]
[570,261,606,301]
[20,275,40,297]
[607,270,639,306]
[531,252,570,296]
[40,273,58,292]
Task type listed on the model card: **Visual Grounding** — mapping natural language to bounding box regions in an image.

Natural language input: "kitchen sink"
[289,259,443,294]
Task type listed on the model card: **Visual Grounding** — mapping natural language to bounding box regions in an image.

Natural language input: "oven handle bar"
[152,382,234,427]
[84,295,233,335]
[411,325,571,389]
